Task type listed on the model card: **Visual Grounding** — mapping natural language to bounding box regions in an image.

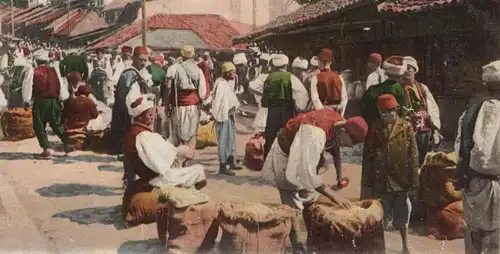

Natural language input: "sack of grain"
[86,128,110,153]
[304,196,385,253]
[2,108,35,141]
[122,179,158,225]
[427,201,465,240]
[419,152,462,208]
[65,128,86,151]
[196,121,217,150]
[244,132,265,171]
[156,187,219,254]
[218,201,299,254]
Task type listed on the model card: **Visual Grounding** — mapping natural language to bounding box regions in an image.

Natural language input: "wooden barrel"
[66,128,86,151]
[2,108,35,141]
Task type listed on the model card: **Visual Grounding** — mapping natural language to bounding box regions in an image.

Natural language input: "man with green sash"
[261,53,308,159]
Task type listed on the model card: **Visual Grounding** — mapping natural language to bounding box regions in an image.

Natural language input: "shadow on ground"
[0,152,36,161]
[98,164,123,173]
[52,154,117,164]
[53,205,128,230]
[117,239,164,254]
[36,183,122,197]
[206,170,270,187]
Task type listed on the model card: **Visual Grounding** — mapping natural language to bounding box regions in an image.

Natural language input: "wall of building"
[138,0,300,27]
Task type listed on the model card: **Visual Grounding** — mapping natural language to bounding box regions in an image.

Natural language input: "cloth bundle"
[195,120,218,149]
[244,132,265,171]
[2,108,35,141]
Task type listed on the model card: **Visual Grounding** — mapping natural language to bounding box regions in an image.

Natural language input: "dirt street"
[0,113,464,253]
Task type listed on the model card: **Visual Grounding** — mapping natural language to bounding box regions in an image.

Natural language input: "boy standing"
[363,94,418,254]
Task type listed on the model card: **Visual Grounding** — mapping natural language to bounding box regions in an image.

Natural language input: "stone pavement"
[0,113,465,253]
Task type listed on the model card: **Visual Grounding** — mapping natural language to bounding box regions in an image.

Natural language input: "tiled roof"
[49,9,88,35]
[1,5,37,22]
[103,0,138,12]
[123,29,209,49]
[68,11,109,37]
[16,6,53,23]
[11,6,46,23]
[25,7,67,26]
[89,13,244,50]
[377,0,463,13]
[228,20,254,36]
[238,0,364,39]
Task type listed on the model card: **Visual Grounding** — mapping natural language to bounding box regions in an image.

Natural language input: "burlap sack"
[66,128,86,151]
[2,108,35,141]
[218,201,299,254]
[157,187,219,254]
[419,152,462,208]
[244,132,265,171]
[196,121,217,150]
[427,201,465,240]
[122,179,159,225]
[304,197,385,253]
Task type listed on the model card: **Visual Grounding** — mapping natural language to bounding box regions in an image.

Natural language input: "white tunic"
[249,73,269,132]
[455,99,500,231]
[365,67,388,89]
[22,65,68,104]
[309,71,348,116]
[262,124,326,191]
[212,78,240,122]
[135,131,206,188]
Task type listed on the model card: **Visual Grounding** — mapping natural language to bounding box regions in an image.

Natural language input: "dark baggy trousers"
[263,104,295,159]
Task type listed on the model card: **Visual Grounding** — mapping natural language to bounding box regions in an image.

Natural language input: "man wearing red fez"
[111,45,152,163]
[309,48,348,189]
[164,45,209,166]
[61,84,98,133]
[363,93,417,254]
[262,109,368,253]
[366,52,388,89]
[23,49,70,159]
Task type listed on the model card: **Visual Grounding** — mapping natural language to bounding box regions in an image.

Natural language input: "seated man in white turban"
[122,93,207,190]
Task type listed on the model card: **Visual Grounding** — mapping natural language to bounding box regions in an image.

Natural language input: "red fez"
[67,71,83,84]
[48,51,54,59]
[54,51,61,60]
[377,94,399,111]
[369,53,383,64]
[122,46,132,54]
[75,85,92,96]
[318,48,333,62]
[154,55,164,65]
[133,46,148,56]
[22,47,30,57]
[344,117,368,144]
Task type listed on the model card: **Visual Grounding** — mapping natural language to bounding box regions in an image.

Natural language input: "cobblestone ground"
[0,112,464,253]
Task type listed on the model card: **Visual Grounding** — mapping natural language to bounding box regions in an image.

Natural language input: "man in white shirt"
[365,53,387,89]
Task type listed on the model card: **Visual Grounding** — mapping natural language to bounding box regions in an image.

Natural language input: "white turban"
[233,53,248,65]
[260,53,271,62]
[272,54,289,68]
[382,56,407,77]
[127,93,156,118]
[34,49,49,62]
[310,56,319,67]
[482,60,500,83]
[403,56,419,73]
[292,57,308,69]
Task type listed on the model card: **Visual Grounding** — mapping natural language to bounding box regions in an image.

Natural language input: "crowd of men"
[0,35,499,254]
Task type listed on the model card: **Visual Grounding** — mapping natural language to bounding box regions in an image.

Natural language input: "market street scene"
[0,0,498,253]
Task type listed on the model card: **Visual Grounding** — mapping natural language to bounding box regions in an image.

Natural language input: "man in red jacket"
[262,109,368,253]
[22,49,69,159]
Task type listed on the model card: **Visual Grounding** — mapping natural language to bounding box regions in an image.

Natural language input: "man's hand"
[432,130,443,145]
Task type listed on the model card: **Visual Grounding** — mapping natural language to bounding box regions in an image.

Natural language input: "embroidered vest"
[261,71,293,108]
[316,69,343,105]
[124,122,159,182]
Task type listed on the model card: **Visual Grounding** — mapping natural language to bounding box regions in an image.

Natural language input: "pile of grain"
[310,199,383,237]
[158,186,210,209]
[219,201,298,224]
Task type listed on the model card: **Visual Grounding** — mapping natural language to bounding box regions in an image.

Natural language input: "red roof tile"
[52,10,88,35]
[228,20,254,35]
[241,0,364,39]
[16,6,53,23]
[377,0,463,13]
[90,14,243,51]
[68,11,109,37]
[11,6,46,23]
[25,8,67,26]
[1,5,37,22]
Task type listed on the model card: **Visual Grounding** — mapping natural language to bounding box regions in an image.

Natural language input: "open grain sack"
[419,152,462,208]
[427,200,465,240]
[122,179,159,226]
[244,132,265,171]
[156,186,219,254]
[196,120,217,150]
[2,108,35,141]
[218,201,299,254]
[303,196,385,253]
